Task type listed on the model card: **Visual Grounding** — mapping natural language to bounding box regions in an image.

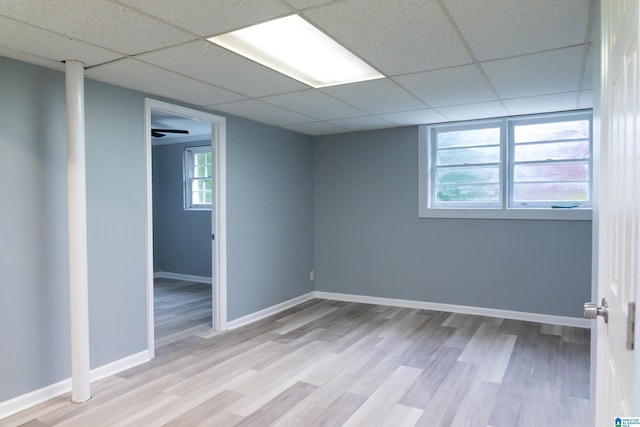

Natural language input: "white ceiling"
[0,0,595,136]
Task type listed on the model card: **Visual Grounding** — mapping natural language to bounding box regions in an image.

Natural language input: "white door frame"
[144,99,227,357]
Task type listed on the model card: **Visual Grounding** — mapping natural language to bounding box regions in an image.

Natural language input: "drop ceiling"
[0,0,595,136]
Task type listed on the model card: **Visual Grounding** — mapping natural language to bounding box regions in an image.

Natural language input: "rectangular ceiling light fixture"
[208,15,384,88]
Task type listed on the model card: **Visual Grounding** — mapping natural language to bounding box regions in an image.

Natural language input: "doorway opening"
[144,99,227,357]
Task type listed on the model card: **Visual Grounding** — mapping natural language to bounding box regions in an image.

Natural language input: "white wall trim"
[0,350,150,420]
[226,292,315,330]
[153,271,213,284]
[89,350,151,383]
[314,291,591,328]
[143,99,156,359]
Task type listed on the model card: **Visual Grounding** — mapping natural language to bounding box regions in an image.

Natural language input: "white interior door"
[595,0,639,423]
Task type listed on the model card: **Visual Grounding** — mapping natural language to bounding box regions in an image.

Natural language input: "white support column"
[65,60,91,403]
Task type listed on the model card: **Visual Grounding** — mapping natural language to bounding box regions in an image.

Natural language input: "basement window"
[418,111,593,220]
[184,146,212,210]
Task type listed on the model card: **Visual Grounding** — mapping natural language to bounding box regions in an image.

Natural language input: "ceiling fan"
[151,128,189,138]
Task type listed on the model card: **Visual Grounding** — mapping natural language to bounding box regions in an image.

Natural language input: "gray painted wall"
[0,55,315,404]
[313,127,592,318]
[152,141,212,278]
[226,117,315,321]
[0,56,148,401]
[0,56,71,402]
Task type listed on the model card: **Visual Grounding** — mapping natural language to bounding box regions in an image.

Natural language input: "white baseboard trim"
[89,350,151,383]
[0,350,151,420]
[314,291,591,329]
[153,271,212,284]
[227,292,315,330]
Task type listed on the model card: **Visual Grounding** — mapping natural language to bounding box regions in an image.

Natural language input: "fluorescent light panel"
[208,15,384,88]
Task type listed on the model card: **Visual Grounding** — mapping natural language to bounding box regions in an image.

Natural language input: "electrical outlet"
[310,270,315,281]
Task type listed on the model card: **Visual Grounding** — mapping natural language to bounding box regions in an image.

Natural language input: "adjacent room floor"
[154,277,212,348]
[2,299,590,427]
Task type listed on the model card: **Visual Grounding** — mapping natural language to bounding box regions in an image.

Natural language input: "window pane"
[436,166,500,184]
[437,127,500,148]
[514,162,589,182]
[205,152,212,163]
[437,184,500,202]
[437,146,500,166]
[514,141,590,162]
[204,191,212,204]
[192,192,204,205]
[194,166,208,178]
[194,179,212,191]
[514,120,589,143]
[513,182,590,202]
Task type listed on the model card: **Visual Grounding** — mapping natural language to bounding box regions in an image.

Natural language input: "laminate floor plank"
[414,361,479,427]
[449,380,500,427]
[51,374,184,427]
[384,404,424,427]
[162,390,245,427]
[153,278,211,346]
[275,392,366,427]
[400,324,457,369]
[342,365,423,427]
[270,340,388,424]
[236,381,318,427]
[2,299,590,426]
[398,345,462,409]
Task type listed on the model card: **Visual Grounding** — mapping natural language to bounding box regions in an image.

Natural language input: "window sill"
[419,208,592,221]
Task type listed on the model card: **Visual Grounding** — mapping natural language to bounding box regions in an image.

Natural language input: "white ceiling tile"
[304,0,471,75]
[211,100,314,126]
[138,41,308,97]
[393,65,497,107]
[0,0,595,136]
[284,0,335,10]
[320,79,426,114]
[86,59,246,106]
[119,0,291,37]
[582,44,594,90]
[0,16,123,67]
[482,46,583,99]
[0,46,65,71]
[435,101,508,122]
[285,121,349,135]
[262,90,367,120]
[378,109,448,126]
[503,92,579,116]
[578,90,593,109]
[327,115,395,131]
[443,0,589,61]
[0,0,195,55]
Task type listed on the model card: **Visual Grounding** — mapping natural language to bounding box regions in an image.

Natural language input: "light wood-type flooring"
[3,290,590,427]
[154,278,212,348]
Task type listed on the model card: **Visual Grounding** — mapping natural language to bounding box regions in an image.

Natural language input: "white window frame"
[184,146,212,210]
[418,111,593,221]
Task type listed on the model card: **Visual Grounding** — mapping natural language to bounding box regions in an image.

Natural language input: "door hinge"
[627,302,635,351]
[212,234,215,240]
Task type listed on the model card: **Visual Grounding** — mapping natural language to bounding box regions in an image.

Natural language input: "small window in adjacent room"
[418,111,592,220]
[184,146,212,210]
